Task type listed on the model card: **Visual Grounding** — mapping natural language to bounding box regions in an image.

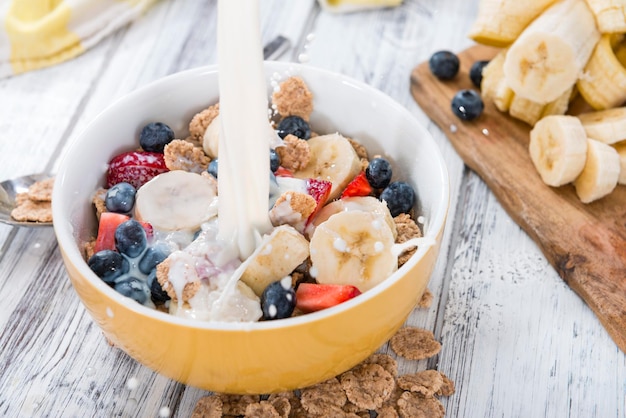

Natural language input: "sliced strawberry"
[94,212,153,253]
[295,283,362,313]
[106,151,169,189]
[274,166,294,177]
[94,212,130,253]
[305,178,332,225]
[340,171,372,199]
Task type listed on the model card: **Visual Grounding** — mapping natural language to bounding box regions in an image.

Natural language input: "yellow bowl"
[52,62,449,394]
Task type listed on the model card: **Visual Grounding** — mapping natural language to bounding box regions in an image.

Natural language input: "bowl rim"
[53,61,450,332]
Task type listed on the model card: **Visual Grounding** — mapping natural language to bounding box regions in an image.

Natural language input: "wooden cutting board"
[411,45,626,353]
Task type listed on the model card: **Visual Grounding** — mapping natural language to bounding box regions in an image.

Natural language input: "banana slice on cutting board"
[574,138,621,203]
[613,141,626,185]
[578,107,626,145]
[585,0,626,34]
[529,115,588,187]
[305,196,397,240]
[309,210,397,292]
[577,34,626,110]
[481,48,514,112]
[503,0,600,104]
[135,170,218,231]
[293,133,362,200]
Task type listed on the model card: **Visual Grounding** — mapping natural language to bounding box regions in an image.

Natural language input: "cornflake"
[191,395,222,418]
[397,370,444,397]
[339,363,395,410]
[396,391,445,418]
[300,377,347,415]
[390,327,442,360]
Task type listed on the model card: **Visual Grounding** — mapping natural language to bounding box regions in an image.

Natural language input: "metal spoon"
[0,173,54,227]
[0,35,293,228]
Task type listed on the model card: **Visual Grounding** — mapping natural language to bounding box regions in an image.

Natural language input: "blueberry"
[139,122,175,153]
[138,243,170,275]
[207,158,218,178]
[270,149,281,172]
[105,182,136,213]
[380,181,415,217]
[451,89,484,121]
[115,219,147,258]
[365,158,393,189]
[147,269,170,304]
[277,116,311,140]
[114,276,150,304]
[88,250,129,285]
[261,279,296,320]
[429,51,460,80]
[469,60,490,88]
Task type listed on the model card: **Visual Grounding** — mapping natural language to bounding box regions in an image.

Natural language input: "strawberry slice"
[274,166,294,177]
[94,212,130,253]
[295,283,362,313]
[94,212,153,253]
[305,178,332,224]
[340,171,372,199]
[106,151,169,189]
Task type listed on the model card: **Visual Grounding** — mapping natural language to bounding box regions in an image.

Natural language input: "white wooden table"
[0,1,624,417]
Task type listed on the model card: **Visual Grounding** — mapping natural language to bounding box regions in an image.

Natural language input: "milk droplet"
[126,377,139,390]
[374,241,384,252]
[159,407,171,418]
[306,33,316,42]
[450,124,457,133]
[85,367,96,377]
[309,265,318,278]
[334,237,348,252]
[298,53,310,63]
[482,128,489,136]
[417,216,425,224]
[106,307,114,318]
[33,242,41,249]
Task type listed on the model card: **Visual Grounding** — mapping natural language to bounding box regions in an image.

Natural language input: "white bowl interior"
[52,62,449,330]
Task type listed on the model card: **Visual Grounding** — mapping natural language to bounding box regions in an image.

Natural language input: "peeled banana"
[573,138,621,203]
[577,34,626,110]
[612,141,626,185]
[469,0,558,47]
[309,210,397,292]
[578,107,626,144]
[503,0,600,104]
[528,115,588,186]
[481,49,514,112]
[584,0,626,33]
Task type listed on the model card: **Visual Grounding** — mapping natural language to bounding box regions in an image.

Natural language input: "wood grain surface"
[411,44,626,353]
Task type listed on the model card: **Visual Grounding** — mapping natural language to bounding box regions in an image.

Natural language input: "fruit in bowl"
[52,62,449,394]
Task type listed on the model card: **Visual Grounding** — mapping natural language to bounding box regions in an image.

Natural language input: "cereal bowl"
[52,62,449,394]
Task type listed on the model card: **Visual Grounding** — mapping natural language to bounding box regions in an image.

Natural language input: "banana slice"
[468,0,558,47]
[503,0,600,104]
[613,141,626,185]
[481,48,514,112]
[585,0,626,33]
[305,196,397,240]
[135,171,218,231]
[578,107,626,145]
[508,85,573,126]
[577,34,626,110]
[293,133,362,200]
[574,138,621,203]
[309,210,397,292]
[203,114,221,158]
[240,225,310,296]
[529,115,588,187]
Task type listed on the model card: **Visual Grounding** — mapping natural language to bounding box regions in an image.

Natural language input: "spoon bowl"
[0,173,53,227]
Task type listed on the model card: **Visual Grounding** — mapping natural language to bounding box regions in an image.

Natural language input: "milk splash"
[216,0,274,259]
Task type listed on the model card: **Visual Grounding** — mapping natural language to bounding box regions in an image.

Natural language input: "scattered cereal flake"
[339,363,395,410]
[189,103,220,142]
[244,401,280,417]
[92,188,108,220]
[276,134,311,171]
[28,177,54,201]
[390,327,441,360]
[191,395,223,418]
[362,353,398,378]
[417,288,433,309]
[164,139,211,173]
[11,196,52,222]
[378,405,400,418]
[272,77,314,120]
[217,394,260,416]
[396,391,445,418]
[397,370,444,397]
[347,137,368,160]
[394,214,422,267]
[269,392,306,417]
[268,395,291,418]
[300,377,347,415]
[436,372,456,397]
